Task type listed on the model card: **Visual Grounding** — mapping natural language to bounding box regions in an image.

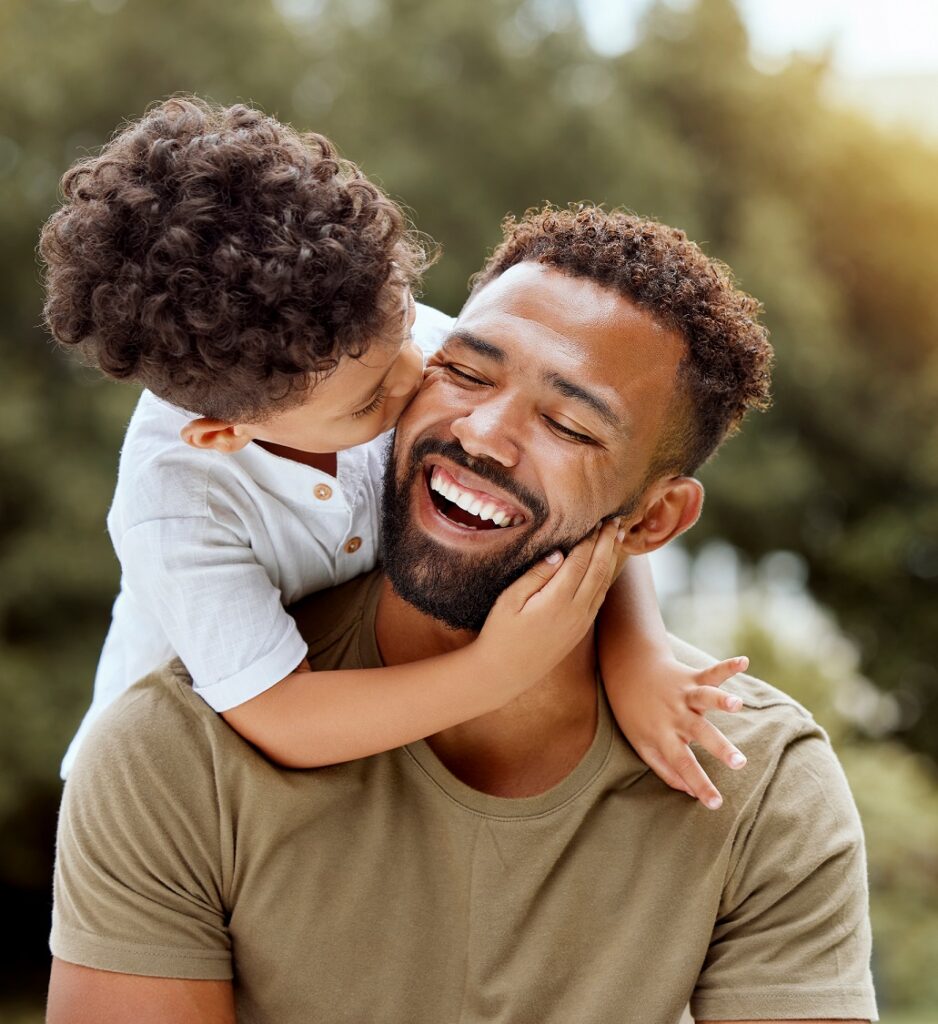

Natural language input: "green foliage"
[1,0,936,1010]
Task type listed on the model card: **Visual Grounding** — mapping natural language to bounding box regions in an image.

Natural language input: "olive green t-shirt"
[52,570,877,1023]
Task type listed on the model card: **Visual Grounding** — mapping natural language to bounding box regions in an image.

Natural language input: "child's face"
[242,291,423,454]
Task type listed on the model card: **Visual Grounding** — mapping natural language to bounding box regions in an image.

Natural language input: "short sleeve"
[691,733,878,1021]
[51,680,233,979]
[413,302,454,360]
[120,515,309,711]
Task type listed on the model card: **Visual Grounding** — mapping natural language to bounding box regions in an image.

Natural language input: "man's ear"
[180,418,254,454]
[618,477,704,556]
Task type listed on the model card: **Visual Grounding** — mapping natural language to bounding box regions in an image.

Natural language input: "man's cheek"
[399,378,450,428]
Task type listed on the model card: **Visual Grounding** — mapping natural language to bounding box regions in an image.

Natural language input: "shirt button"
[345,536,362,554]
[314,483,333,501]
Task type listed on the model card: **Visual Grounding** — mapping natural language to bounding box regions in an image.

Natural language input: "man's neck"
[374,577,599,798]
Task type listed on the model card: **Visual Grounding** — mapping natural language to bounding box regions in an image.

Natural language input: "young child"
[42,97,748,807]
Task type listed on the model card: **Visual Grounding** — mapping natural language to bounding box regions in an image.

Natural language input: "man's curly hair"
[39,96,430,421]
[471,205,773,476]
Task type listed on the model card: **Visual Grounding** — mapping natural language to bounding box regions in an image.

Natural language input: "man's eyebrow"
[449,329,507,363]
[544,372,622,431]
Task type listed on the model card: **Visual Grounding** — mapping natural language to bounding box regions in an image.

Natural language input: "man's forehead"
[457,262,685,405]
[463,261,622,327]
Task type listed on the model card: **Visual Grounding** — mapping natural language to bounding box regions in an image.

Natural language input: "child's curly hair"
[40,96,430,421]
[472,204,773,475]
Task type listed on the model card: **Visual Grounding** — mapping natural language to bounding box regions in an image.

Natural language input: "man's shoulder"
[67,660,229,787]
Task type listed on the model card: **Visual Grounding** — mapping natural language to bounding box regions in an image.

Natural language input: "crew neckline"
[355,572,615,819]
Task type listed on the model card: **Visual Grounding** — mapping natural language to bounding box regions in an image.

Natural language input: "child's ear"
[618,477,704,556]
[180,418,253,454]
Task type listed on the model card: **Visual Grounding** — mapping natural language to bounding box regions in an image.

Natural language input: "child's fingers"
[667,745,724,809]
[688,717,748,772]
[507,518,619,615]
[529,525,604,606]
[573,518,621,611]
[493,549,567,614]
[639,746,695,798]
[610,519,630,581]
[695,656,749,687]
[686,684,744,715]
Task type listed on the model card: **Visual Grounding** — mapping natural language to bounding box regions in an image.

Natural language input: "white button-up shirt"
[61,303,454,777]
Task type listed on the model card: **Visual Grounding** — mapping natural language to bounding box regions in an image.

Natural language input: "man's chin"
[380,432,582,632]
[383,516,538,632]
[381,486,544,632]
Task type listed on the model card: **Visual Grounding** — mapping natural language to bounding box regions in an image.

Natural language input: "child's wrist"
[601,641,676,675]
[470,636,534,698]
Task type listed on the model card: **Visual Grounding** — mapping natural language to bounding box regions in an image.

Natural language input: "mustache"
[403,435,549,525]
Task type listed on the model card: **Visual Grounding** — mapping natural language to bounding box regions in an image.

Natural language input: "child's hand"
[607,654,750,810]
[475,517,627,688]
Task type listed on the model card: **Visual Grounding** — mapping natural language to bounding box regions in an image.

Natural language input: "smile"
[425,464,527,531]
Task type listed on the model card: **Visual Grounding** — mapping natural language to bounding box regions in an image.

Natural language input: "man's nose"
[450,397,522,468]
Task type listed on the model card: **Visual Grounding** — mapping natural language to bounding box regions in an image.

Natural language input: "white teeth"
[429,468,524,527]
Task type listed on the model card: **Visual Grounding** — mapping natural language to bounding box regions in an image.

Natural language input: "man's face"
[381,262,686,631]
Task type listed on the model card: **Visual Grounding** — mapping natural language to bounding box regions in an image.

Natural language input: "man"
[48,207,876,1023]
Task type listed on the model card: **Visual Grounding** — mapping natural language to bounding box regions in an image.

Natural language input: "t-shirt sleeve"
[50,681,233,979]
[690,732,878,1022]
[119,515,309,711]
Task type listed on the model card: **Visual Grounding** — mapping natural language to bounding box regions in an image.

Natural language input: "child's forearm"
[598,555,670,663]
[224,520,627,770]
[597,554,749,808]
[220,644,530,769]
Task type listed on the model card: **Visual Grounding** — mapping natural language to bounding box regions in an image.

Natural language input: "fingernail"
[616,528,626,543]
[725,696,743,711]
[546,550,562,564]
[729,752,746,768]
[706,796,723,810]
[736,657,749,670]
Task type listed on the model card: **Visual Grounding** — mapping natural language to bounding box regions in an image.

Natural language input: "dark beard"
[380,435,596,632]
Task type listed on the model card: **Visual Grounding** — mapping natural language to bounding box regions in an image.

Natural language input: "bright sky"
[578,0,938,76]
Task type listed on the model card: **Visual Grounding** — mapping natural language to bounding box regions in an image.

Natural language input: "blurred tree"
[615,0,938,757]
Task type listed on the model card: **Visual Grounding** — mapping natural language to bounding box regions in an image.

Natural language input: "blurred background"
[2,0,936,1019]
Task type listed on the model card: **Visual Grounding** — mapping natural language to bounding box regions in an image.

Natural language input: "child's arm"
[598,555,749,809]
[222,519,625,768]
